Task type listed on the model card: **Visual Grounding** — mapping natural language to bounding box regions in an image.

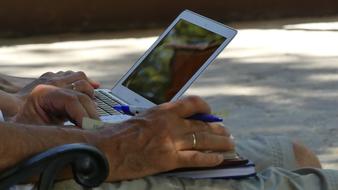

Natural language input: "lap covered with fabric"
[14,136,338,190]
[236,135,299,172]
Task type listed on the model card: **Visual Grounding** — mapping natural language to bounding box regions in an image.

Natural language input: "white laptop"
[94,10,237,116]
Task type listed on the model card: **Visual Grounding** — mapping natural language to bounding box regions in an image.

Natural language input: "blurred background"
[1,1,338,169]
[0,0,338,37]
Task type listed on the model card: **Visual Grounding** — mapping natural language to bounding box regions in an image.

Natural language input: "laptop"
[94,10,237,116]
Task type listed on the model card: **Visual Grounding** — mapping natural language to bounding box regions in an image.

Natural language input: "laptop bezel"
[110,10,237,107]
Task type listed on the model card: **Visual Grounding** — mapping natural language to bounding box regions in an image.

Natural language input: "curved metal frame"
[0,143,109,190]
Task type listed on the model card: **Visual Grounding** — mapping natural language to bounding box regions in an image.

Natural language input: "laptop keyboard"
[94,90,121,116]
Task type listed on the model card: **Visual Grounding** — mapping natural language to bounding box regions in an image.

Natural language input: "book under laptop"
[162,161,256,179]
[94,10,237,116]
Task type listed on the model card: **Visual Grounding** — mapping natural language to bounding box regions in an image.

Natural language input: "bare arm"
[0,71,100,119]
[0,74,33,93]
[0,122,95,172]
[2,84,234,182]
[0,91,21,117]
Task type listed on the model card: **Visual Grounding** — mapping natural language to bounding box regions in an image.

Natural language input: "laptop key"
[94,90,121,115]
[97,106,110,116]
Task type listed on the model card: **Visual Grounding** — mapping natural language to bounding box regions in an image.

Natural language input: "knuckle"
[197,133,206,146]
[78,93,91,101]
[193,121,207,131]
[223,127,231,136]
[186,96,210,111]
[77,79,87,85]
[32,84,49,94]
[186,95,202,104]
[76,71,87,79]
[190,152,201,163]
[211,123,227,135]
[35,84,46,89]
[65,70,74,74]
[157,101,173,111]
[170,101,183,110]
[200,122,209,131]
[78,80,92,90]
[40,72,55,78]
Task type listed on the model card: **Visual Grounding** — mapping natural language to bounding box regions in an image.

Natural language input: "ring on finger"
[192,133,197,149]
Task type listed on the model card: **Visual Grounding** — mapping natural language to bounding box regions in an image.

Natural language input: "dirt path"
[1,17,338,169]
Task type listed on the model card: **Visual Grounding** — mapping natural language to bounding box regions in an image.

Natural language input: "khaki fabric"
[52,167,338,190]
[236,136,298,172]
[13,136,338,190]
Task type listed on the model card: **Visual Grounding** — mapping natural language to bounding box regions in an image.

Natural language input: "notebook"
[162,161,256,179]
[94,10,237,116]
[161,151,256,179]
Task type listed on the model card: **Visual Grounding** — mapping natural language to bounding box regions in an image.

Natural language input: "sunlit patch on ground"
[1,18,338,169]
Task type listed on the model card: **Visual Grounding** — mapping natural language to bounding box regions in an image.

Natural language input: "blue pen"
[113,105,223,122]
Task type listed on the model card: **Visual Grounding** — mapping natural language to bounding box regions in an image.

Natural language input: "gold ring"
[192,133,197,149]
[71,83,76,90]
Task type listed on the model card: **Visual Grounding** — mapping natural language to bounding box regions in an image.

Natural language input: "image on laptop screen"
[122,19,226,104]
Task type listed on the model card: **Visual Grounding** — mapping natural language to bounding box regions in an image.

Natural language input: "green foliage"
[123,20,225,104]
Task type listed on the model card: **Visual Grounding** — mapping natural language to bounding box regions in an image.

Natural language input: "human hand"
[93,96,234,181]
[5,71,100,118]
[11,84,99,127]
[18,71,100,99]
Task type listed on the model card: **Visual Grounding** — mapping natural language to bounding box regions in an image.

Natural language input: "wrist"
[0,92,23,118]
[13,93,24,113]
[82,130,101,146]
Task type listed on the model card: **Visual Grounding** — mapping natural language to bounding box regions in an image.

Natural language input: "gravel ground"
[1,17,338,169]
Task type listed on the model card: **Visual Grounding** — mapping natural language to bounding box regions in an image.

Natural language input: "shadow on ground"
[1,17,338,169]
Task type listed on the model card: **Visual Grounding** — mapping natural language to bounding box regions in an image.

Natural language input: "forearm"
[0,91,21,117]
[0,73,34,93]
[0,122,97,172]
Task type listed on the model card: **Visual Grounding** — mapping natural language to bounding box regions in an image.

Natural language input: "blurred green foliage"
[123,20,225,104]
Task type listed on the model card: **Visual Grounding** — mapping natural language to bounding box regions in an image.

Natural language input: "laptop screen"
[122,19,226,104]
